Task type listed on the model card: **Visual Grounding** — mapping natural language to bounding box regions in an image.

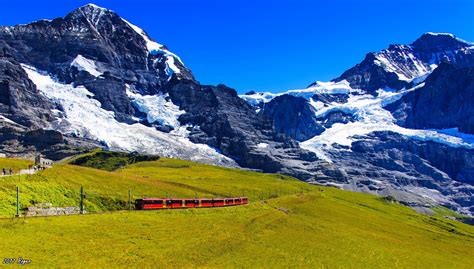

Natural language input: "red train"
[135,197,249,210]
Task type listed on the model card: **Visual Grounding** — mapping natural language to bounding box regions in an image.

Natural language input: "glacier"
[242,80,474,163]
[126,87,184,129]
[21,64,236,167]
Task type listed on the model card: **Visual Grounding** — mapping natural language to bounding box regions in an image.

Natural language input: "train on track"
[135,197,249,210]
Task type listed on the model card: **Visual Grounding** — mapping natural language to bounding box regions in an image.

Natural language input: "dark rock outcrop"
[167,79,321,174]
[0,125,99,160]
[260,95,324,141]
[0,57,53,129]
[387,63,474,134]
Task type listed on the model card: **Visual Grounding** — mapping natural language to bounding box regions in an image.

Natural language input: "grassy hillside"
[0,157,311,216]
[0,157,33,173]
[0,156,473,268]
[69,150,160,171]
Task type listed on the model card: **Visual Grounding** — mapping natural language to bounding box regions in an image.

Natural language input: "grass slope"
[70,150,160,171]
[0,157,473,268]
[0,157,33,173]
[0,158,311,216]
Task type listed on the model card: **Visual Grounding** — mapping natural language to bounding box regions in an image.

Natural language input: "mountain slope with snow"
[21,64,235,166]
[332,32,474,92]
[241,33,474,215]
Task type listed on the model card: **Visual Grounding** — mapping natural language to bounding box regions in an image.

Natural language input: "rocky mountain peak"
[330,32,474,92]
[411,32,471,52]
[66,3,115,24]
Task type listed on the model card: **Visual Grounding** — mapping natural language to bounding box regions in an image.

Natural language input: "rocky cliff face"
[0,56,53,128]
[260,95,324,141]
[387,62,474,134]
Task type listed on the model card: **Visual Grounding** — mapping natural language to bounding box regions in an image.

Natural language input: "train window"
[144,200,160,204]
[185,200,195,205]
[202,200,212,203]
[172,200,182,204]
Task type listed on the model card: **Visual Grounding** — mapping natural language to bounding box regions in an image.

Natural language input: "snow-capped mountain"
[0,4,233,166]
[333,32,474,92]
[1,4,473,216]
[241,33,474,215]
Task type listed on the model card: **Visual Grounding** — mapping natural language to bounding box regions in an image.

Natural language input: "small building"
[34,154,42,166]
[34,154,52,166]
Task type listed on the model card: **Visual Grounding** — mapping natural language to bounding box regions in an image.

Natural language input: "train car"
[199,199,213,207]
[234,197,242,205]
[170,199,185,208]
[184,199,198,208]
[135,197,249,210]
[135,198,166,210]
[225,198,235,206]
[212,198,225,207]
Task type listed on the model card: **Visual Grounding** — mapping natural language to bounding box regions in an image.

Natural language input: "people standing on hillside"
[9,168,12,175]
[2,168,5,176]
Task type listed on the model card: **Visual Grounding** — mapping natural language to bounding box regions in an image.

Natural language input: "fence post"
[128,189,132,211]
[15,186,20,217]
[80,186,84,214]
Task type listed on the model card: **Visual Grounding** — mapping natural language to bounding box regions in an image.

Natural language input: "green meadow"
[0,157,32,173]
[0,156,473,268]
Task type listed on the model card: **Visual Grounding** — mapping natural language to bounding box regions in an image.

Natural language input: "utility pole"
[15,186,20,217]
[128,189,132,211]
[80,186,84,214]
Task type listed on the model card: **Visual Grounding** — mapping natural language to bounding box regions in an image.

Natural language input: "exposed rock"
[311,93,350,104]
[387,63,474,134]
[260,95,324,141]
[0,57,53,128]
[0,126,100,161]
[316,131,474,215]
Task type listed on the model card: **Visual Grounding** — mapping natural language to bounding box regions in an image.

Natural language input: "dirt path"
[0,166,51,177]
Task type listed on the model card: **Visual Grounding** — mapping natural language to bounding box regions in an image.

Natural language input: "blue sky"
[1,0,473,93]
